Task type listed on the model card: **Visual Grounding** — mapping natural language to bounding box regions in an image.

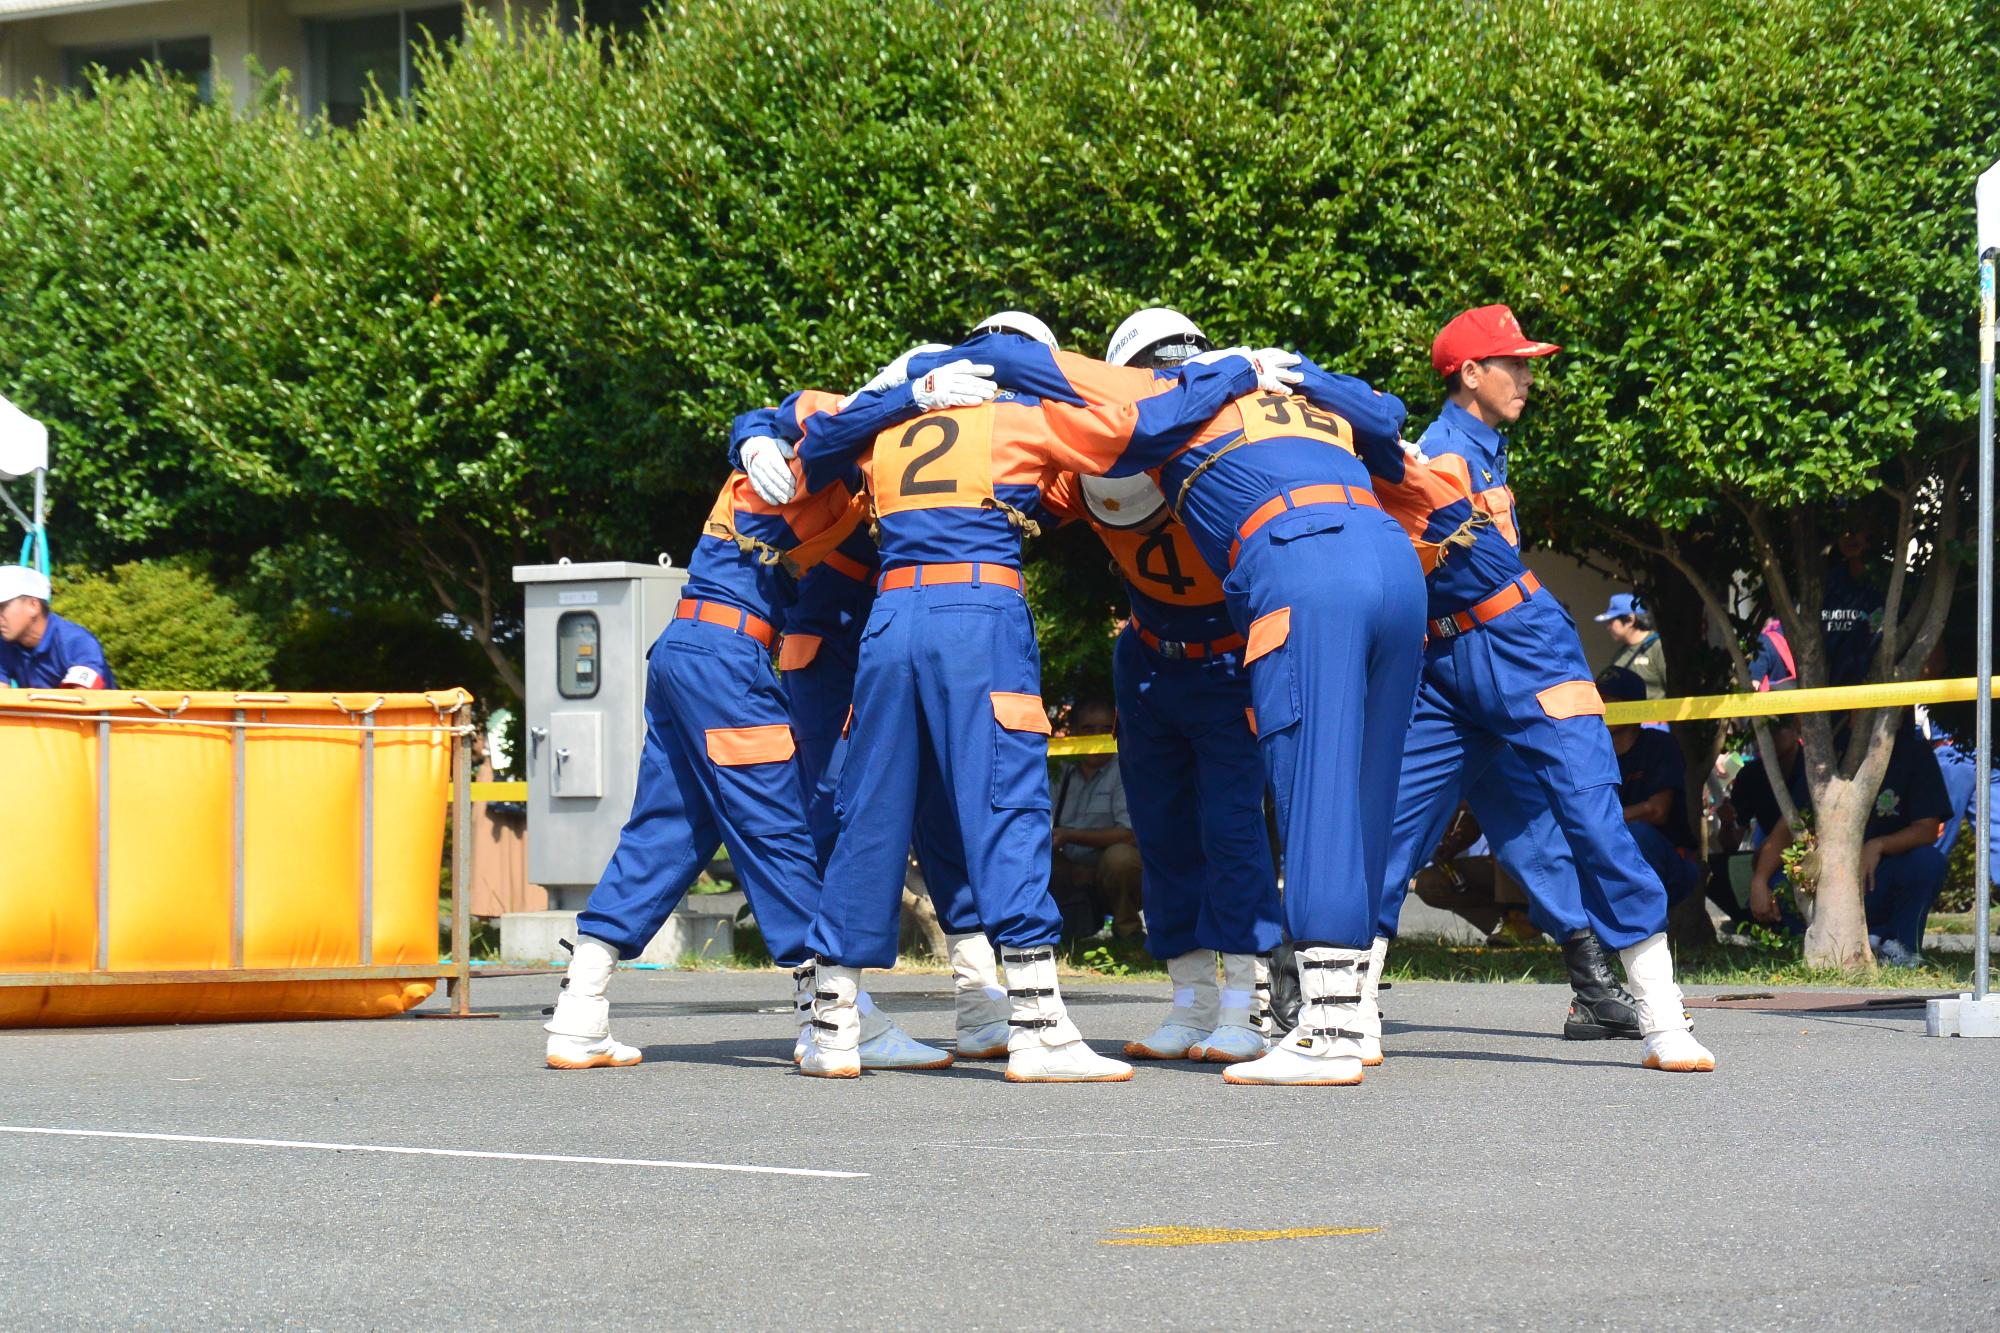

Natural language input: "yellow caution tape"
[468,676,1998,793]
[1051,675,2000,758]
[1602,674,2000,726]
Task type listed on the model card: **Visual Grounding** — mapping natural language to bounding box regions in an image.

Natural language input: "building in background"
[0,0,658,119]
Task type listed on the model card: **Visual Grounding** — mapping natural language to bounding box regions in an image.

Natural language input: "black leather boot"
[1267,942,1301,1035]
[1561,929,1642,1040]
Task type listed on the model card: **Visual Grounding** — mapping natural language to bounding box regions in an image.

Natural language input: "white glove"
[1247,347,1303,394]
[911,359,998,411]
[740,435,798,506]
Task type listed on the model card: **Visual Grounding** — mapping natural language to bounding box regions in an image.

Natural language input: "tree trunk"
[1801,783,1874,970]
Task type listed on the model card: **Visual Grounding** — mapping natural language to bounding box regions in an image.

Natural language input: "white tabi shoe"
[1223,944,1367,1086]
[857,991,953,1070]
[544,936,642,1070]
[799,961,862,1078]
[1621,934,1716,1073]
[1355,937,1388,1067]
[1192,952,1267,1063]
[1001,946,1133,1083]
[1127,949,1218,1059]
[948,931,1014,1059]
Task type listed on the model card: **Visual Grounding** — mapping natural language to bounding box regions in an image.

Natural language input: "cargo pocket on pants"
[1244,608,1300,741]
[990,690,1053,810]
[1534,681,1620,790]
[705,723,799,835]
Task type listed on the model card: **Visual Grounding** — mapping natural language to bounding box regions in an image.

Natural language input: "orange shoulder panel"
[1041,470,1086,523]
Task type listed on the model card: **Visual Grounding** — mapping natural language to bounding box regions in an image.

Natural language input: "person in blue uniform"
[1363,313,1644,1046]
[543,362,997,1071]
[1015,309,1430,1088]
[734,358,1012,1062]
[0,565,115,689]
[1377,304,1714,1074]
[1041,322,1283,1068]
[766,313,1286,1082]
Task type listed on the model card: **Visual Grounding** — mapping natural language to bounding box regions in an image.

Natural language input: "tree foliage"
[0,0,1994,960]
[54,560,274,691]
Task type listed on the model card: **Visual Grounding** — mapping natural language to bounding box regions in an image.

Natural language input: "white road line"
[0,1126,867,1179]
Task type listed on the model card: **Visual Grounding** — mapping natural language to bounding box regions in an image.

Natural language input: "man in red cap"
[1370,304,1716,1075]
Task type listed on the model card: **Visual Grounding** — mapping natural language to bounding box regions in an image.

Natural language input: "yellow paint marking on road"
[1101,1225,1381,1248]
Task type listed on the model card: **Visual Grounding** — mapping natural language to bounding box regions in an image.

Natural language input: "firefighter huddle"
[540,304,1717,1086]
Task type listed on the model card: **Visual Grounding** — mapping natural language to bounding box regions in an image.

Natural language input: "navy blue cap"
[1593,666,1648,704]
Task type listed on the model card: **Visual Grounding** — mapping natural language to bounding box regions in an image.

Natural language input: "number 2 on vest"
[898,418,960,496]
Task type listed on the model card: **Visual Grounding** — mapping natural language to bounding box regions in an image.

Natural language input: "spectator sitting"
[0,565,115,689]
[1734,712,1952,965]
[1595,667,1700,909]
[1917,706,2000,895]
[1049,699,1143,943]
[1594,593,1667,699]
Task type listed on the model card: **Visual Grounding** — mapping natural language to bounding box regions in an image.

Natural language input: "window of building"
[309,5,464,128]
[574,0,659,38]
[65,37,213,102]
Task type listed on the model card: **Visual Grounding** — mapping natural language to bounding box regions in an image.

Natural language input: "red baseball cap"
[1431,304,1562,377]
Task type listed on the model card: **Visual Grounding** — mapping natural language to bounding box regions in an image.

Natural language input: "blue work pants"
[1110,627,1280,958]
[1225,505,1426,948]
[577,618,820,965]
[1379,588,1668,949]
[806,578,1061,967]
[786,641,982,935]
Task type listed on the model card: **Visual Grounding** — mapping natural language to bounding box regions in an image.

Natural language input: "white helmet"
[1081,473,1166,530]
[1105,307,1211,368]
[972,310,1058,349]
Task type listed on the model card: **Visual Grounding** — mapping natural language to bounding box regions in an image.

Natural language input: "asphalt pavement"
[3,970,1996,1330]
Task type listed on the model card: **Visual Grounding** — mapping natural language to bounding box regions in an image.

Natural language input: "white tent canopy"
[0,394,47,482]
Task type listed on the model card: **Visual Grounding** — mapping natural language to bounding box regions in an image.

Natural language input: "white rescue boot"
[1355,937,1388,1067]
[544,935,642,1070]
[1621,933,1715,1072]
[856,989,954,1070]
[1001,946,1133,1083]
[948,931,1013,1059]
[1223,944,1367,1086]
[1126,949,1218,1059]
[1253,952,1276,1037]
[791,963,816,1064]
[1193,952,1267,1063]
[799,961,862,1078]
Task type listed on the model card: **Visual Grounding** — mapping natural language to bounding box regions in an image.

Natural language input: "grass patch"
[1385,937,1972,990]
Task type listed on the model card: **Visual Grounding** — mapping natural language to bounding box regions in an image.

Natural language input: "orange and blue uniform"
[1373,401,1668,950]
[1118,358,1428,950]
[1041,473,1279,960]
[727,394,983,938]
[576,384,931,965]
[786,335,1261,967]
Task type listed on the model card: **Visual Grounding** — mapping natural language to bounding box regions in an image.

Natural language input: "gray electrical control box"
[514,560,687,908]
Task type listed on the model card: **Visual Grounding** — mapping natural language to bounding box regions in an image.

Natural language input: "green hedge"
[0,1,1993,703]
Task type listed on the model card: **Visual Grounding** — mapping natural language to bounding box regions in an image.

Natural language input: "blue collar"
[1436,399,1507,457]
